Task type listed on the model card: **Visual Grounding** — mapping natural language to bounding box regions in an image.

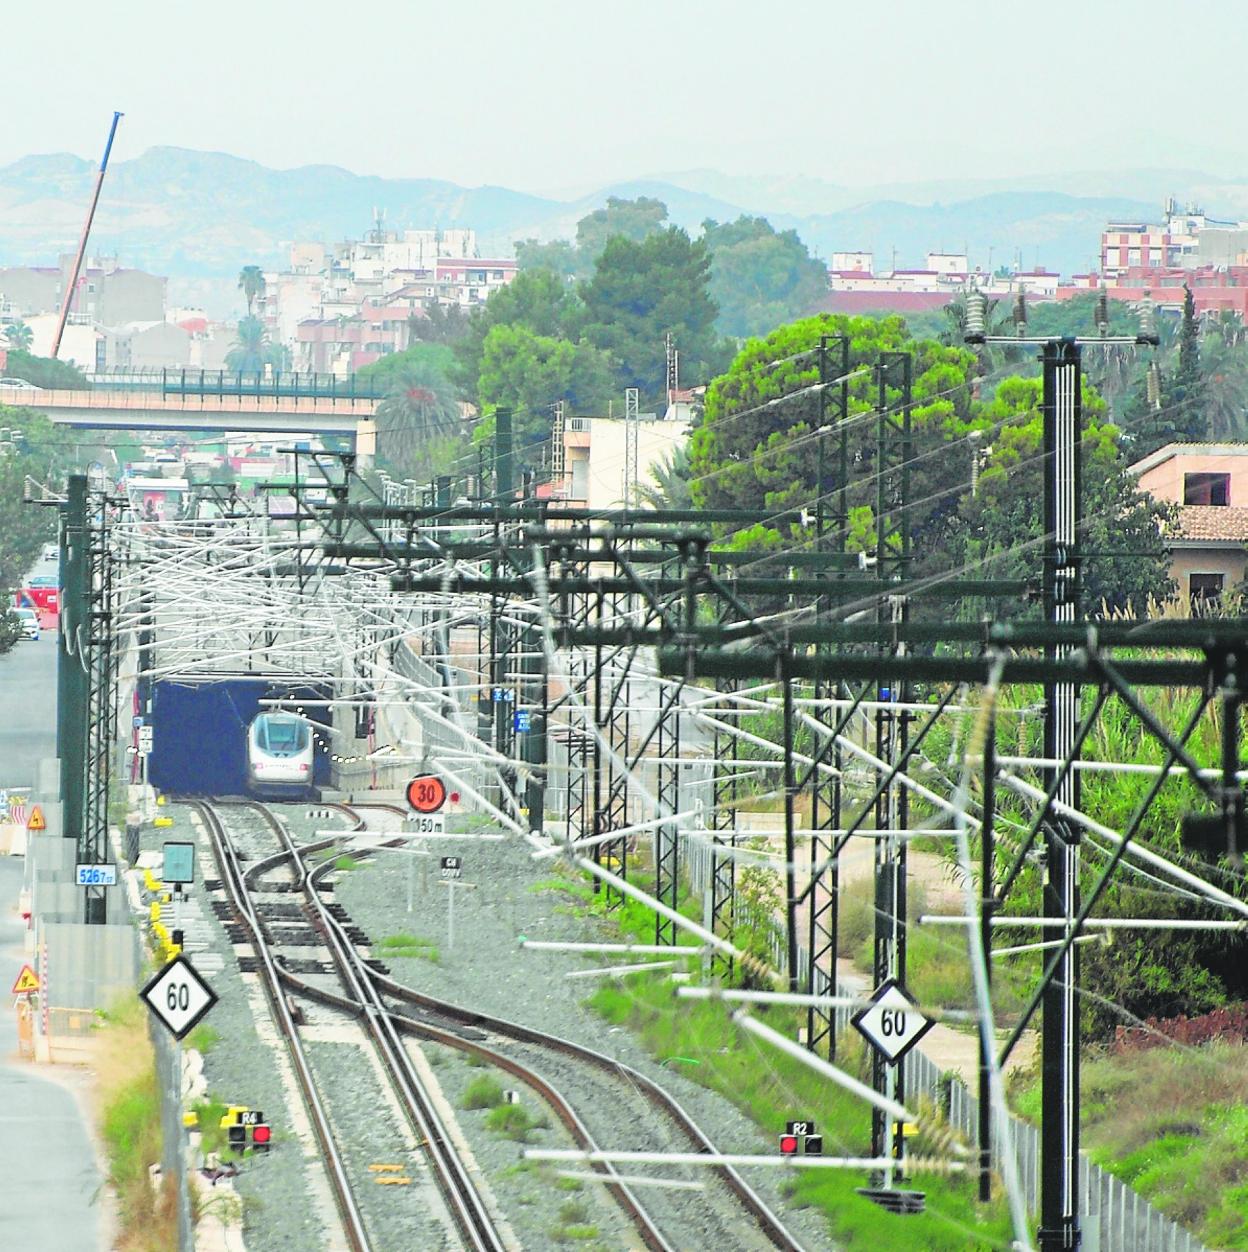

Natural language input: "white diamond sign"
[140,953,218,1040]
[851,978,934,1065]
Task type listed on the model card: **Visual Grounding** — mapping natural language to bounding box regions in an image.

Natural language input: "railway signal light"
[220,1106,271,1153]
[781,1119,819,1156]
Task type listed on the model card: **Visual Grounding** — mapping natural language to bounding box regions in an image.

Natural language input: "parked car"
[14,608,39,641]
[41,543,57,562]
[0,378,41,392]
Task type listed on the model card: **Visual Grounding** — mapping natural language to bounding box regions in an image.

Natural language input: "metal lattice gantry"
[200,326,1248,1252]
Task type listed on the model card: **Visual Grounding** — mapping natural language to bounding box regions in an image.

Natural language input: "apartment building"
[259,222,517,374]
[553,406,692,511]
[1130,442,1248,602]
[1101,200,1248,281]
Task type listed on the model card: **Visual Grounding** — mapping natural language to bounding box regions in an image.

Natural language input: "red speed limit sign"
[406,774,447,814]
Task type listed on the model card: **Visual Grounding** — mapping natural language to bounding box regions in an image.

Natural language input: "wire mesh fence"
[683,837,1207,1252]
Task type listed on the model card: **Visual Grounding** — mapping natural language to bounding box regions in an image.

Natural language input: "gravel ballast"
[333,813,835,1251]
[154,803,329,1252]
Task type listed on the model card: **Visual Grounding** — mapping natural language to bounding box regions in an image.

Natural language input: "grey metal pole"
[1039,339,1082,1252]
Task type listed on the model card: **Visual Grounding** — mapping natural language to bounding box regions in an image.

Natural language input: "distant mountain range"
[1,146,1244,316]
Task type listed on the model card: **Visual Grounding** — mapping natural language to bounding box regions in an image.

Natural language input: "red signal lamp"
[779,1134,799,1156]
[251,1123,272,1150]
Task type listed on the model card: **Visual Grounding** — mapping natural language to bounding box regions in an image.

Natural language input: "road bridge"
[26,388,377,435]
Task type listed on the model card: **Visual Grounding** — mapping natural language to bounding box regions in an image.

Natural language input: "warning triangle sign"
[11,965,40,994]
[26,806,45,832]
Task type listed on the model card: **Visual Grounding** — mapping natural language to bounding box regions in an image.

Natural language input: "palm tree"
[375,355,463,474]
[1209,308,1246,349]
[225,316,269,372]
[3,321,32,351]
[237,266,266,317]
[640,445,692,509]
[1201,334,1248,440]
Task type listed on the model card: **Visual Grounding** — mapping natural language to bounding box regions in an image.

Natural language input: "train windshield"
[257,716,311,754]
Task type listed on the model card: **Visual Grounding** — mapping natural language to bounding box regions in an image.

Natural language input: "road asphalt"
[0,623,110,1250]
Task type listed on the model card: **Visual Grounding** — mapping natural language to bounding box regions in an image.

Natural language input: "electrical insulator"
[1095,291,1109,336]
[1137,297,1157,337]
[965,290,986,339]
[1013,291,1028,335]
[1146,360,1162,409]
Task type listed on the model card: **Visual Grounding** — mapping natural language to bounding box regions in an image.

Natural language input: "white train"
[246,712,316,797]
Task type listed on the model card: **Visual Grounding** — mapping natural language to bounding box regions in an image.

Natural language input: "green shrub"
[462,1076,504,1110]
[558,1199,590,1225]
[485,1103,543,1142]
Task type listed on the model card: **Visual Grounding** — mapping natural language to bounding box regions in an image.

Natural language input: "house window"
[1184,472,1231,505]
[570,459,589,500]
[1190,572,1225,604]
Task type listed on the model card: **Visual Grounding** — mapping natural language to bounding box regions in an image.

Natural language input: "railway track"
[296,802,804,1251]
[196,799,508,1252]
[199,798,806,1251]
[193,800,374,1252]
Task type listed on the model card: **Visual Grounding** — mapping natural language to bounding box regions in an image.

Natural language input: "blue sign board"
[514,710,532,732]
[76,863,118,887]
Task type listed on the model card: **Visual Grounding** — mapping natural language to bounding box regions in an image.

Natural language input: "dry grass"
[92,997,178,1252]
[1015,1042,1248,1246]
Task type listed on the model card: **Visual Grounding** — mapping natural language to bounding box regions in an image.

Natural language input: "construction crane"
[51,110,123,361]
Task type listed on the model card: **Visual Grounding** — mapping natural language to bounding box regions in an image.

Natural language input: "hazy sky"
[9,0,1248,193]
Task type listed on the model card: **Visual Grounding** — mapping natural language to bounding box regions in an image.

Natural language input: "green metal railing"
[86,368,385,403]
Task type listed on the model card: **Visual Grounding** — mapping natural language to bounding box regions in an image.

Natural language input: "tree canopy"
[4,349,88,389]
[956,375,1173,614]
[690,311,1173,615]
[702,216,828,339]
[452,269,579,397]
[579,227,727,398]
[575,196,668,262]
[225,316,288,372]
[3,321,32,351]
[0,402,72,594]
[477,325,614,441]
[362,341,464,477]
[237,265,265,317]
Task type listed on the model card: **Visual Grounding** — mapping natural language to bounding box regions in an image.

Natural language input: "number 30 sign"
[406,774,447,814]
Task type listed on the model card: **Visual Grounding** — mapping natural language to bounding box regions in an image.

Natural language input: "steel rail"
[192,802,372,1252]
[239,805,677,1252]
[325,803,805,1252]
[237,802,508,1252]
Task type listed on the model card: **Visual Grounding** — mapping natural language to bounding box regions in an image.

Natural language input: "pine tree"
[1171,285,1207,441]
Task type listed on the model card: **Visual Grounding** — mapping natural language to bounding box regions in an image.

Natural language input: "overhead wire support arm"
[998,687,1216,1070]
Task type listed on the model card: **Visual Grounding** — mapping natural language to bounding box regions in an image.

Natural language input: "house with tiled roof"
[1129,443,1248,602]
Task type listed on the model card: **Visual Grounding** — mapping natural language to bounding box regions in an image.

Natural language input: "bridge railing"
[87,367,386,403]
[160,368,385,404]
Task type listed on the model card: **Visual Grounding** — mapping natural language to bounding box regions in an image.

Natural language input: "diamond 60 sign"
[140,953,218,1040]
[851,978,935,1065]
